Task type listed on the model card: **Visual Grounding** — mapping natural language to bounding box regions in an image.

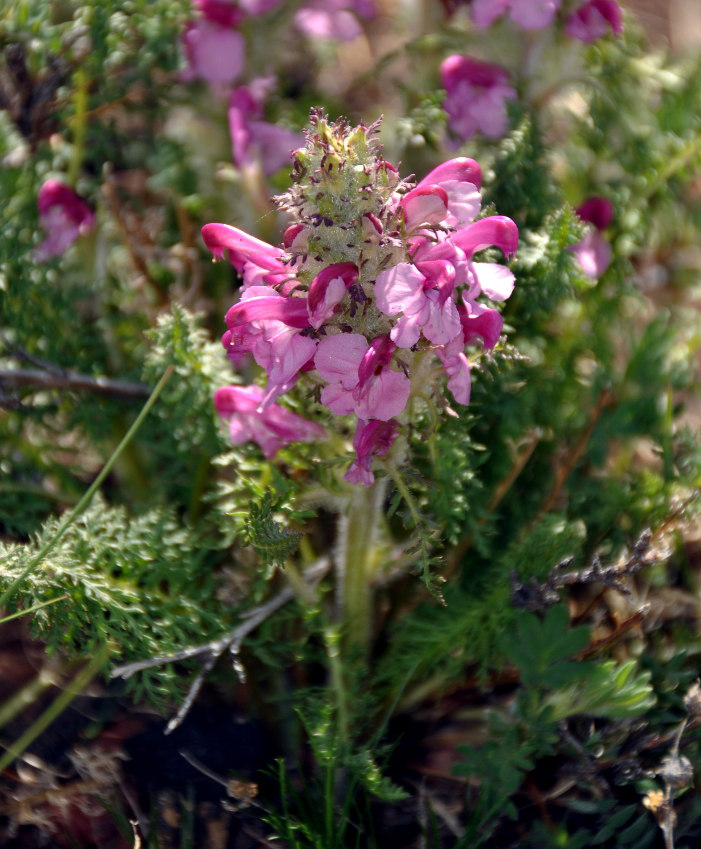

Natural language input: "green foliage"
[1,3,701,848]
[0,498,227,709]
[242,492,302,573]
[453,607,657,845]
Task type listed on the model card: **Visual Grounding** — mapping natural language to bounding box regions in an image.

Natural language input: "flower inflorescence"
[205,112,518,484]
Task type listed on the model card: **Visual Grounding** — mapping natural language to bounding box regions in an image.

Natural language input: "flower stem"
[339,479,387,652]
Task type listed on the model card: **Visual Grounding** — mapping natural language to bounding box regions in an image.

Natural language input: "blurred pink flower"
[181,1,253,84]
[34,179,94,262]
[229,81,302,176]
[214,384,326,458]
[569,197,614,278]
[181,19,245,84]
[294,0,375,41]
[566,0,623,42]
[441,55,516,143]
[471,0,560,29]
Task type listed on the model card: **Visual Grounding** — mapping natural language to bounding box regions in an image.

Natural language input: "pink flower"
[307,262,359,328]
[314,333,410,421]
[471,0,560,30]
[294,0,375,41]
[441,55,516,142]
[223,286,317,406]
[569,197,614,278]
[214,384,325,458]
[229,81,302,176]
[375,262,462,348]
[201,222,292,290]
[565,0,623,43]
[344,419,399,486]
[181,18,245,84]
[34,180,94,262]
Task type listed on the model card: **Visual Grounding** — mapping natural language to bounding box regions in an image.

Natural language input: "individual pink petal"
[295,6,363,41]
[439,179,482,226]
[315,333,367,388]
[441,55,511,90]
[357,333,395,386]
[181,21,245,84]
[34,180,94,262]
[452,215,518,259]
[470,262,515,301]
[509,0,560,28]
[421,290,462,345]
[226,290,310,329]
[354,368,410,421]
[375,262,427,317]
[437,343,472,405]
[459,301,503,349]
[416,157,483,192]
[256,325,317,406]
[390,314,423,348]
[362,213,383,237]
[470,0,509,27]
[195,0,243,27]
[202,223,283,272]
[401,186,449,229]
[321,382,356,415]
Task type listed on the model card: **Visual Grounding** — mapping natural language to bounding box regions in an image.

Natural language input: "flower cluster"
[470,0,560,30]
[206,113,518,484]
[182,0,375,85]
[469,0,622,41]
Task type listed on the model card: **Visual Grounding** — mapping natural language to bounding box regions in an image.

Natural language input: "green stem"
[339,479,387,652]
[0,366,173,609]
[325,625,349,743]
[0,644,110,773]
[0,594,68,626]
[68,66,89,187]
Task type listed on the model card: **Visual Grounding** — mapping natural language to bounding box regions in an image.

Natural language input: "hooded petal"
[202,223,285,272]
[416,157,482,192]
[451,215,518,259]
[401,185,449,229]
[308,262,358,328]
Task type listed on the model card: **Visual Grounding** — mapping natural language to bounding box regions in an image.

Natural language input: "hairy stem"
[338,479,387,652]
